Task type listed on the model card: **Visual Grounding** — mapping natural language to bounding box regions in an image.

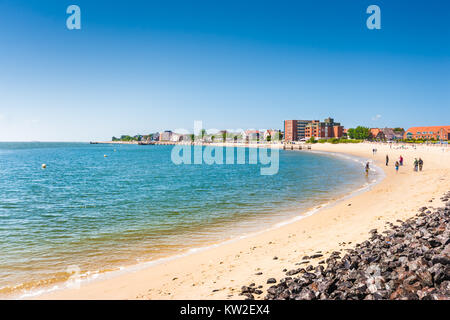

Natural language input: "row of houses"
[134,123,449,144]
[148,129,282,143]
[370,126,450,141]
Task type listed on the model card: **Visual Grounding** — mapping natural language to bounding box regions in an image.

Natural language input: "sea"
[0,142,380,297]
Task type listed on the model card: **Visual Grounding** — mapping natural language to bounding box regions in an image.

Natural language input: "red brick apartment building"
[404,126,450,140]
[305,118,344,139]
[284,120,314,141]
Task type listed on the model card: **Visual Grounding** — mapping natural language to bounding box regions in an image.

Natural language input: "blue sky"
[0,0,448,141]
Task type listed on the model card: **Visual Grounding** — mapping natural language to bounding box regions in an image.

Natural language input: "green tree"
[120,135,134,141]
[347,126,371,140]
[266,135,271,142]
[347,128,355,139]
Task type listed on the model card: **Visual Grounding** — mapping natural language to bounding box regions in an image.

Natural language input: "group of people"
[414,158,424,172]
[384,154,423,173]
[366,148,426,176]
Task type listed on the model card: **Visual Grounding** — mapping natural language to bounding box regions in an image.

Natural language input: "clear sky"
[0,0,448,141]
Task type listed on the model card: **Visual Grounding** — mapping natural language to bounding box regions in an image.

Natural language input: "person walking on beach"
[399,155,404,166]
[386,155,389,166]
[365,162,370,176]
[413,158,419,172]
[395,161,399,173]
[419,158,423,171]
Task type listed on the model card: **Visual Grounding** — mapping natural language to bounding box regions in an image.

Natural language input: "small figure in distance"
[418,158,423,171]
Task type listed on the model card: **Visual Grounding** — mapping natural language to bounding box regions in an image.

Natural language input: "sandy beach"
[36,142,450,300]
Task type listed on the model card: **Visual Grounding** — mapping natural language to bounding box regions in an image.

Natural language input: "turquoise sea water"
[0,142,372,296]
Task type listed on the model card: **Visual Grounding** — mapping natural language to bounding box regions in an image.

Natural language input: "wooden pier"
[282,144,311,150]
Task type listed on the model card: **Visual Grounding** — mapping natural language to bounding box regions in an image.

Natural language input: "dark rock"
[296,288,316,300]
[286,268,304,276]
[242,193,450,300]
[243,293,254,300]
[241,286,251,293]
[432,255,450,265]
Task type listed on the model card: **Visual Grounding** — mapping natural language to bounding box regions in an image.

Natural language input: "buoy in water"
[104,154,108,157]
[41,164,47,169]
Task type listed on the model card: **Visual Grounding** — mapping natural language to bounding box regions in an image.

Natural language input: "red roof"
[405,126,450,133]
[370,128,382,136]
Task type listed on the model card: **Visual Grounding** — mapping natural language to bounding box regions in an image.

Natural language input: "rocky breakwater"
[240,191,450,300]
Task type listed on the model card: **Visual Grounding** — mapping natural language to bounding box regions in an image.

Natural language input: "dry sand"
[36,142,450,300]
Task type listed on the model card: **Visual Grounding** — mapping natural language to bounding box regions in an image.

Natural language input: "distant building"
[305,117,344,139]
[243,130,260,142]
[404,126,450,141]
[151,132,160,141]
[284,120,314,141]
[159,130,173,141]
[380,128,404,141]
[180,134,193,142]
[342,128,349,138]
[366,128,405,141]
[263,129,281,141]
[170,133,183,142]
[370,128,385,141]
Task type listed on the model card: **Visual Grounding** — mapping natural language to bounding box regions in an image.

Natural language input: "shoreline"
[10,148,378,299]
[28,143,450,299]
